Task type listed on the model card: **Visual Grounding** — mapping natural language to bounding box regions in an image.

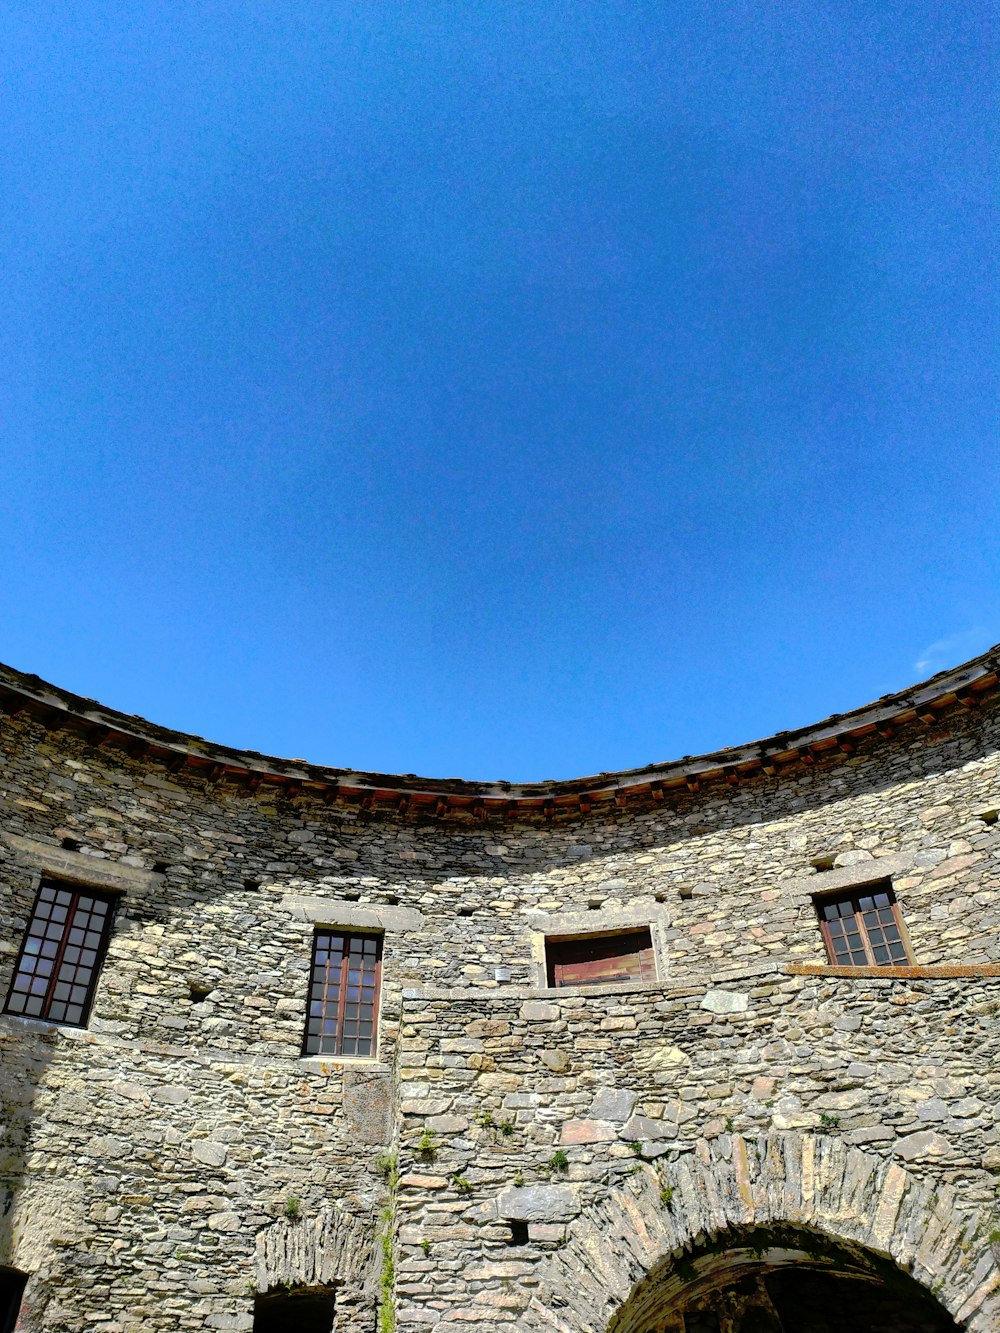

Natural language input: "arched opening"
[253,1283,336,1333]
[0,1267,28,1333]
[609,1224,961,1333]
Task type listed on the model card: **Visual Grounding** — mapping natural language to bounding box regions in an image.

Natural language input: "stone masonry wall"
[391,971,1000,1330]
[0,674,999,1330]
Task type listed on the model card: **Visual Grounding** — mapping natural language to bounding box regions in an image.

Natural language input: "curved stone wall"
[1,651,999,1331]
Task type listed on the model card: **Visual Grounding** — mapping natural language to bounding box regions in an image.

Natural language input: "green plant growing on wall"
[378,1152,401,1333]
[284,1196,301,1222]
[375,1151,399,1187]
[474,1110,495,1130]
[499,1120,515,1137]
[628,1141,643,1156]
[449,1172,473,1194]
[819,1113,840,1133]
[659,1186,674,1207]
[546,1150,569,1174]
[416,1129,438,1161]
[419,1238,431,1256]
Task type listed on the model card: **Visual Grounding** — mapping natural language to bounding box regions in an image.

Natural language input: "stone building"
[2,647,1000,1333]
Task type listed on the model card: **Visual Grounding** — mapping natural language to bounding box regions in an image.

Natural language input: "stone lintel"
[279,895,424,932]
[2,833,163,895]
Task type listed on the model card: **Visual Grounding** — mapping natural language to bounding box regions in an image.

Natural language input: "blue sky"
[1,3,997,780]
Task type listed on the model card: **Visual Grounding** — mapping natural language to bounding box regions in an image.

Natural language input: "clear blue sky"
[1,3,997,781]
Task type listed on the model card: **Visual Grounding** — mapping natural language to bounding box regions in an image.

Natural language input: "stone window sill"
[787,962,1000,979]
[297,1055,388,1072]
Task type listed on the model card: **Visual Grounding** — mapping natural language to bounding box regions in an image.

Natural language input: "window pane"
[302,930,380,1057]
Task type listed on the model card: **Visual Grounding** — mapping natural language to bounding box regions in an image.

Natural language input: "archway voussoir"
[527,1138,996,1333]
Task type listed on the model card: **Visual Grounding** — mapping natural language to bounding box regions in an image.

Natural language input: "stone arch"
[254,1206,377,1329]
[522,1132,1000,1332]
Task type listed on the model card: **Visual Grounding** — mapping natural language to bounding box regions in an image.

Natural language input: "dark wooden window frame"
[3,879,115,1027]
[815,880,913,968]
[303,930,383,1058]
[545,927,657,989]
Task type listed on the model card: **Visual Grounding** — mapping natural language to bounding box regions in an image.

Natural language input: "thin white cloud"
[914,627,994,675]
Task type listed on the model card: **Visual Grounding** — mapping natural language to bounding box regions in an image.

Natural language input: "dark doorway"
[611,1225,961,1333]
[253,1285,336,1333]
[0,1268,27,1333]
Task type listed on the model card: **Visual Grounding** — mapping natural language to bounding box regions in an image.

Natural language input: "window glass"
[4,881,114,1026]
[816,883,909,967]
[303,931,382,1057]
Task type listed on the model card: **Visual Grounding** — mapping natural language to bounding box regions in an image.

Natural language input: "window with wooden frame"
[546,928,656,988]
[3,880,115,1026]
[815,882,911,967]
[303,930,382,1058]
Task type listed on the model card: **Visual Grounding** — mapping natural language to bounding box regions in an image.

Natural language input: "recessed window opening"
[546,929,656,989]
[0,1267,28,1333]
[304,930,382,1058]
[815,882,911,967]
[3,880,115,1026]
[253,1285,336,1333]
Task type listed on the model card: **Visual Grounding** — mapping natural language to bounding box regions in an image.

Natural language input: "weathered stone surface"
[700,988,749,1014]
[587,1088,638,1122]
[894,1130,951,1160]
[496,1186,580,1222]
[560,1119,617,1145]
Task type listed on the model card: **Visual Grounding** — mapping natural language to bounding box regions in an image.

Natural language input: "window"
[546,928,656,988]
[3,880,114,1026]
[816,883,910,967]
[0,1267,27,1333]
[304,931,382,1057]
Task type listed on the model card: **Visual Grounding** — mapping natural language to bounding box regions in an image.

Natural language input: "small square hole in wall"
[980,809,999,826]
[244,878,261,892]
[677,885,694,900]
[587,899,603,911]
[152,861,169,874]
[61,837,80,851]
[811,854,836,872]
[343,891,360,902]
[385,893,399,905]
[458,906,475,917]
[508,1221,529,1246]
[188,982,213,1003]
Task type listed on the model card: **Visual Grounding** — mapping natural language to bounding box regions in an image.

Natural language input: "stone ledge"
[2,833,164,894]
[787,962,1000,979]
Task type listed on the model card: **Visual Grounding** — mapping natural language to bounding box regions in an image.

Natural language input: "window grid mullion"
[335,941,350,1056]
[42,890,82,1018]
